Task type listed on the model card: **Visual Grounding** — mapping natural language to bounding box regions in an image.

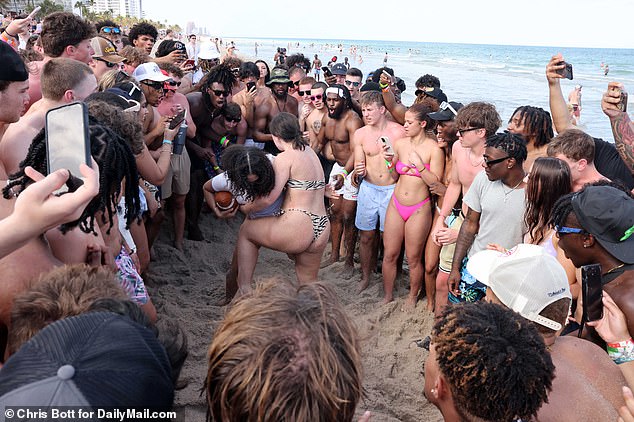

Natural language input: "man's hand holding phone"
[602,82,628,118]
[379,70,393,87]
[546,54,568,84]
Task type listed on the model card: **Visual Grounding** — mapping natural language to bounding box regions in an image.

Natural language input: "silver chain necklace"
[501,178,523,203]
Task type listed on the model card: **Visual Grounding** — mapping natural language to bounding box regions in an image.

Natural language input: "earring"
[583,244,589,248]
[431,388,436,394]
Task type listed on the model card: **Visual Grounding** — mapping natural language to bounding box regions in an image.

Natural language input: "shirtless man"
[506,105,554,170]
[253,67,298,155]
[24,12,96,110]
[185,64,237,240]
[317,85,362,276]
[467,244,625,421]
[297,76,316,130]
[312,54,322,81]
[0,41,29,146]
[1,58,97,176]
[431,102,501,311]
[231,62,261,148]
[288,66,306,103]
[353,91,405,292]
[306,82,328,152]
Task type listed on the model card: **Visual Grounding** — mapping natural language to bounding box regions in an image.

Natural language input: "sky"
[144,0,634,49]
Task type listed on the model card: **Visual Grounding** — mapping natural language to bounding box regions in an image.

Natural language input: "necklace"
[273,96,287,113]
[501,178,524,203]
[467,149,483,167]
[605,263,626,275]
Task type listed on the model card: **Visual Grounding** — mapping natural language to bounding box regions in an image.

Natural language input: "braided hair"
[548,191,575,230]
[485,132,528,164]
[510,106,554,148]
[3,118,140,235]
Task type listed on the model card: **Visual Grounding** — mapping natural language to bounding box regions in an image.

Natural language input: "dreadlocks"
[433,302,555,422]
[485,132,528,164]
[548,191,575,230]
[510,106,554,148]
[200,63,236,112]
[3,118,140,235]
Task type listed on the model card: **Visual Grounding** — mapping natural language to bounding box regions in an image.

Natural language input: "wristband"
[607,338,634,364]
[213,165,220,171]
[341,169,349,177]
[162,139,173,145]
[220,136,230,147]
[379,82,389,89]
[4,29,17,38]
[1,32,18,49]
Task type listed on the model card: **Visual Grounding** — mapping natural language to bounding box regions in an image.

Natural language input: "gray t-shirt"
[463,171,526,258]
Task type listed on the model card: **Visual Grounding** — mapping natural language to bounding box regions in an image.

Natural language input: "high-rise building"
[89,0,142,18]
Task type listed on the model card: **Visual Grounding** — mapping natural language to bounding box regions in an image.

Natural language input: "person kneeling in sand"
[236,112,329,293]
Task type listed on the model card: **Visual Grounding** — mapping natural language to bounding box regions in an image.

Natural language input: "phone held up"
[610,85,629,113]
[581,263,603,323]
[246,81,256,92]
[45,102,91,195]
[322,66,333,78]
[556,61,574,80]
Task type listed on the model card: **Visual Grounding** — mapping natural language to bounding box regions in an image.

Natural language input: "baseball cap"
[90,36,125,64]
[467,244,571,331]
[156,40,187,58]
[0,312,174,407]
[198,42,220,60]
[0,41,28,81]
[360,81,381,92]
[132,62,170,82]
[571,185,634,264]
[331,63,347,76]
[422,87,448,103]
[429,101,464,121]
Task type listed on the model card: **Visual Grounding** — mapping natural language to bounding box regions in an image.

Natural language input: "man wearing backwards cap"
[317,84,362,274]
[551,184,634,347]
[253,67,299,155]
[88,36,125,82]
[467,243,625,421]
[0,41,29,142]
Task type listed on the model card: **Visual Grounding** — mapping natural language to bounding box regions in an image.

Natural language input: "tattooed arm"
[602,82,634,172]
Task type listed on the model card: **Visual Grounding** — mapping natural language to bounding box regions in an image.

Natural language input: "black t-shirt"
[593,138,634,190]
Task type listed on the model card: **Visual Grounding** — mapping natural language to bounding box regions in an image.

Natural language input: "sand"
[146,210,443,422]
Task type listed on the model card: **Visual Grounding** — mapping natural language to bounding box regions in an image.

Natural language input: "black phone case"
[582,264,603,322]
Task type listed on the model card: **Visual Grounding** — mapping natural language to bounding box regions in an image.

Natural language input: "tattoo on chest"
[312,120,322,133]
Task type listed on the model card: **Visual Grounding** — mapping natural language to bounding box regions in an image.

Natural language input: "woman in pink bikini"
[382,104,444,309]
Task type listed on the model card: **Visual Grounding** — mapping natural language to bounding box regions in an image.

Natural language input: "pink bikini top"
[395,160,430,177]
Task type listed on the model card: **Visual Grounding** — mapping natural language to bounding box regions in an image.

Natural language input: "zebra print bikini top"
[286,179,326,190]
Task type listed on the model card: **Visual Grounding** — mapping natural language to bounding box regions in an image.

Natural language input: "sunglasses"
[457,127,483,136]
[231,67,240,74]
[345,80,361,87]
[141,81,163,91]
[415,87,434,97]
[555,225,589,236]
[439,101,458,116]
[292,80,300,86]
[211,89,231,97]
[100,27,121,34]
[166,80,181,87]
[483,155,510,167]
[225,117,241,123]
[298,90,311,96]
[94,58,117,68]
[310,94,323,101]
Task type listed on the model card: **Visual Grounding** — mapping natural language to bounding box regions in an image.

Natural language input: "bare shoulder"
[186,91,203,109]
[386,121,406,138]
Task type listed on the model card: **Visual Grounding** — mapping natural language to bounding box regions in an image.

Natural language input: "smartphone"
[168,108,186,130]
[556,61,573,80]
[183,59,195,67]
[581,263,603,322]
[45,102,90,194]
[379,136,394,155]
[322,66,332,77]
[246,81,256,91]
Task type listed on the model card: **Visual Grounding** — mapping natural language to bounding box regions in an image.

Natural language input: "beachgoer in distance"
[352,91,405,292]
[382,104,444,310]
[236,112,329,292]
[317,85,363,275]
[312,54,322,81]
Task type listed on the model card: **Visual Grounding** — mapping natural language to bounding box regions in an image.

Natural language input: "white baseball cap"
[198,42,220,60]
[132,62,170,82]
[467,244,571,331]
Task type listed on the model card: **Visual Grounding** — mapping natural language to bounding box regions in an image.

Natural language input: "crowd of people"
[2,8,634,421]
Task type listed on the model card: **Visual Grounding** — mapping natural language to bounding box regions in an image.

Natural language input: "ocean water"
[228,37,633,141]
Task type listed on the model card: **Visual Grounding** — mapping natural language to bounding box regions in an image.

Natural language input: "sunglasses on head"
[100,26,121,34]
[483,155,510,167]
[211,89,231,97]
[345,80,360,87]
[95,58,117,68]
[141,81,163,91]
[310,94,323,101]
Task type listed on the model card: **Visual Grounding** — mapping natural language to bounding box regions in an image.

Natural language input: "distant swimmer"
[601,62,609,76]
[383,52,388,65]
[568,85,582,123]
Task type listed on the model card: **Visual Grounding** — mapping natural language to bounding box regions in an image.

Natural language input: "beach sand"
[146,210,443,422]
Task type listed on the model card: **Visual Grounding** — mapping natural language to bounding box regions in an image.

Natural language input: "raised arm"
[546,53,574,133]
[379,72,407,124]
[602,82,634,172]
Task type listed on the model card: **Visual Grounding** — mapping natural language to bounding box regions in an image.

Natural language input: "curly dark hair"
[525,157,572,244]
[200,64,237,110]
[415,74,441,89]
[222,145,275,202]
[3,118,140,235]
[485,132,528,164]
[40,12,96,58]
[128,22,158,43]
[509,106,554,148]
[286,53,311,72]
[432,302,555,422]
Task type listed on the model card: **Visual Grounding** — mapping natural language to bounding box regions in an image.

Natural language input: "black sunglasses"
[226,117,241,123]
[298,90,311,96]
[141,81,163,91]
[310,94,323,101]
[95,58,117,68]
[457,127,483,136]
[415,87,434,97]
[345,80,361,87]
[100,26,121,34]
[292,80,300,86]
[483,156,510,167]
[211,89,231,97]
[166,80,181,87]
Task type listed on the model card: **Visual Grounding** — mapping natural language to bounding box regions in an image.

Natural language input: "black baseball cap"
[0,41,28,82]
[422,87,448,103]
[429,101,464,121]
[331,63,347,76]
[572,185,634,264]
